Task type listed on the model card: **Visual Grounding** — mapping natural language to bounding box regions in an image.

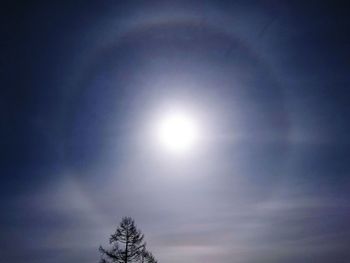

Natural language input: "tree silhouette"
[99,217,157,263]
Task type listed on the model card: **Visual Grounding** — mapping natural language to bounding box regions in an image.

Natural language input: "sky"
[1,1,350,262]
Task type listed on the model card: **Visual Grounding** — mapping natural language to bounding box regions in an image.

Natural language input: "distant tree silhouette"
[99,217,158,263]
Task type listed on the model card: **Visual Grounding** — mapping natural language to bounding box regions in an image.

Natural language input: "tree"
[99,217,157,263]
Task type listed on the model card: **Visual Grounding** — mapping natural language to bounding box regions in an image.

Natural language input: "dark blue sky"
[1,1,350,262]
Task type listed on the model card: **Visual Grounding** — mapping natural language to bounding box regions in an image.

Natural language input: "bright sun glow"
[155,110,199,154]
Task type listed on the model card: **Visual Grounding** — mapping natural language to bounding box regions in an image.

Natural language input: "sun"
[155,109,199,154]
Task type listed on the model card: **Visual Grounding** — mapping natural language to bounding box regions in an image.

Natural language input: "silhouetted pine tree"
[99,217,157,263]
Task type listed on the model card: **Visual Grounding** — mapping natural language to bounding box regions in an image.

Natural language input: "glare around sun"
[155,110,199,154]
